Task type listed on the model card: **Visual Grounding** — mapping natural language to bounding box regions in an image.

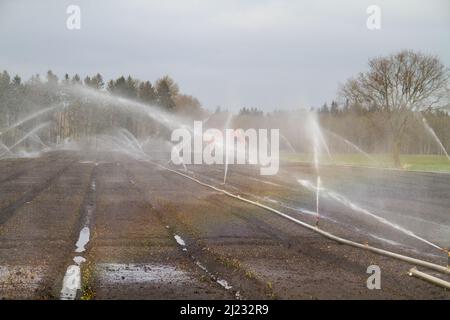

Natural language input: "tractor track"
[121,162,240,299]
[0,160,77,225]
[1,152,449,299]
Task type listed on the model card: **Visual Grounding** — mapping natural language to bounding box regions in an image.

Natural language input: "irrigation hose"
[152,162,450,276]
[408,268,450,289]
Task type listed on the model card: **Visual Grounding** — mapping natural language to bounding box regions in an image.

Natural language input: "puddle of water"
[60,265,81,300]
[75,227,90,253]
[59,175,96,300]
[96,263,192,284]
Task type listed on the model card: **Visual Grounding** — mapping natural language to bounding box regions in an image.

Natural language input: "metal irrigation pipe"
[408,268,450,289]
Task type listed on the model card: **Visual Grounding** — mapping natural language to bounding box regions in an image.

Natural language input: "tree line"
[224,104,450,158]
[232,50,450,165]
[0,70,205,146]
[1,50,449,165]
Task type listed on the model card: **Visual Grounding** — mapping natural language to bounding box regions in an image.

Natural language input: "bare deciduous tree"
[340,50,449,166]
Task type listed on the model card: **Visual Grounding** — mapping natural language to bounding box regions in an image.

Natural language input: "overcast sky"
[0,0,449,111]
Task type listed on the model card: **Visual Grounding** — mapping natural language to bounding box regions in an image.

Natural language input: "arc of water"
[315,176,321,226]
[308,112,332,167]
[420,115,450,161]
[0,122,51,158]
[29,133,49,149]
[318,130,332,160]
[297,178,443,251]
[72,85,188,132]
[167,140,188,172]
[279,133,296,153]
[117,128,145,154]
[0,105,58,137]
[324,129,378,164]
[307,112,325,227]
[0,142,12,155]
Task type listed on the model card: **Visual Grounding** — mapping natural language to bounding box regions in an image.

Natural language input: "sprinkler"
[315,176,321,228]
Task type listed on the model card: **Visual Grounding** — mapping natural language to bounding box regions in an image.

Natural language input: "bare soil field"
[0,151,449,299]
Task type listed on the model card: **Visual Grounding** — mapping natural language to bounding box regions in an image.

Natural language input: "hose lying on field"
[152,162,450,276]
[409,268,450,289]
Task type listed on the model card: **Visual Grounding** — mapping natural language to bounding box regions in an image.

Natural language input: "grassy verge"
[281,152,450,173]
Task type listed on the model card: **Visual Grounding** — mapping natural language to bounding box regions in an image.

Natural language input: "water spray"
[0,142,12,156]
[167,141,188,172]
[420,115,450,161]
[0,122,51,158]
[152,161,450,275]
[297,178,444,252]
[70,85,187,131]
[0,105,58,138]
[279,133,296,153]
[222,113,233,185]
[323,129,378,165]
[308,112,326,228]
[315,176,321,227]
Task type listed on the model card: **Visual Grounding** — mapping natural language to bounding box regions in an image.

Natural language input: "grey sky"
[0,0,449,111]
